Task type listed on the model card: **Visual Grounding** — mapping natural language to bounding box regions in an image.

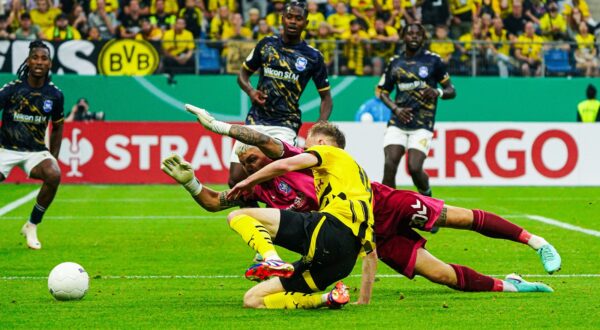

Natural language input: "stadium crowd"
[0,0,598,76]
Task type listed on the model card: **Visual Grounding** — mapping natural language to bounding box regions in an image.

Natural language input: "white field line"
[2,274,599,281]
[0,215,224,220]
[525,214,600,238]
[0,189,39,217]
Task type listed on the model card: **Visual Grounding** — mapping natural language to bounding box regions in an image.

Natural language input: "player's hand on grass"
[393,107,413,123]
[161,154,194,185]
[249,89,267,106]
[185,104,231,135]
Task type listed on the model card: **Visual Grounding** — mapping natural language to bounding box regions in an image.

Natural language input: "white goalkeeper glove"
[161,154,203,196]
[185,104,231,135]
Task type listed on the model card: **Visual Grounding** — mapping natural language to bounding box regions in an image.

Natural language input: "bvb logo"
[98,39,159,76]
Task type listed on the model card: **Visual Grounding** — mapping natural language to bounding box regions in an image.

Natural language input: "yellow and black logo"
[98,40,159,76]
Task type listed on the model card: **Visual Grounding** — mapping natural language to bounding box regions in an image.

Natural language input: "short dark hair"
[285,1,309,18]
[587,84,597,99]
[308,122,346,149]
[401,22,427,39]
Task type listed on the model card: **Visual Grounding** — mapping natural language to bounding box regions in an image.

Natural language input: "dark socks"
[449,264,503,292]
[471,209,528,243]
[29,204,46,225]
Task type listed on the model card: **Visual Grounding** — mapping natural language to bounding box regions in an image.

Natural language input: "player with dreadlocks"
[0,40,65,249]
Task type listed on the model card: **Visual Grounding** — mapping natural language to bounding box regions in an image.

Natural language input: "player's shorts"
[373,190,445,278]
[383,126,434,154]
[0,148,56,178]
[274,210,361,293]
[229,125,297,163]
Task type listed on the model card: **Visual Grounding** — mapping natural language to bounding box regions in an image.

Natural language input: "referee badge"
[418,66,429,78]
[43,100,53,113]
[295,57,307,71]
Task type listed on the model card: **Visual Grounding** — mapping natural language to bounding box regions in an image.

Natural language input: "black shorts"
[274,210,361,293]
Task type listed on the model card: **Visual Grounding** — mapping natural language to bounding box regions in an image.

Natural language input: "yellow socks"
[229,214,278,259]
[263,292,324,309]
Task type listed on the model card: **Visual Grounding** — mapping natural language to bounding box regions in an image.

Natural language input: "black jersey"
[242,36,330,133]
[0,79,64,152]
[378,50,450,131]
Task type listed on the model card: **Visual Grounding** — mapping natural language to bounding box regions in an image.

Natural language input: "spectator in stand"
[150,0,179,15]
[119,0,144,39]
[30,0,61,32]
[342,19,371,75]
[523,0,545,25]
[566,7,584,38]
[266,0,286,34]
[574,22,598,77]
[15,12,42,40]
[123,0,151,16]
[253,18,274,40]
[208,0,235,20]
[350,0,375,29]
[210,5,231,40]
[493,0,513,19]
[457,20,485,70]
[577,84,600,122]
[486,17,514,77]
[449,0,477,38]
[0,15,15,40]
[69,3,88,37]
[563,0,595,27]
[150,0,177,31]
[383,0,403,31]
[305,0,325,40]
[503,0,527,40]
[89,0,119,15]
[429,24,455,64]
[313,22,335,71]
[222,12,252,40]
[481,12,493,31]
[43,13,81,40]
[162,17,195,74]
[421,0,450,34]
[478,0,495,17]
[361,5,377,30]
[136,16,163,40]
[402,0,422,24]
[178,0,203,38]
[514,21,543,76]
[245,8,261,33]
[374,0,395,21]
[539,1,567,41]
[327,2,355,39]
[88,0,118,40]
[369,17,399,75]
[87,26,101,40]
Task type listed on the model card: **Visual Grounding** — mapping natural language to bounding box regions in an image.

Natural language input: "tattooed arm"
[185,104,284,159]
[192,187,246,212]
[228,125,284,159]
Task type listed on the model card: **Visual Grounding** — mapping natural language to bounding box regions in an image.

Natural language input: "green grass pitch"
[1,184,599,328]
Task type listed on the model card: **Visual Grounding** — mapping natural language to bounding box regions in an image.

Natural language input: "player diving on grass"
[164,120,374,310]
[163,105,561,302]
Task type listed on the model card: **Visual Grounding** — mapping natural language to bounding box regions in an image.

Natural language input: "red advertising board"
[6,122,238,184]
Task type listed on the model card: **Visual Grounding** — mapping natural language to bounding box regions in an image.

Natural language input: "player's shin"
[448,264,504,292]
[471,210,527,243]
[263,292,324,309]
[229,214,279,260]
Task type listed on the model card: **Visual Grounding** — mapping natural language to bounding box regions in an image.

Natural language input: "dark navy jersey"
[0,79,64,152]
[378,50,450,131]
[243,36,330,133]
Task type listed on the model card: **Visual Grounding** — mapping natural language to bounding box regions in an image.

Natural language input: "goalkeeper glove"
[185,104,231,135]
[161,154,203,196]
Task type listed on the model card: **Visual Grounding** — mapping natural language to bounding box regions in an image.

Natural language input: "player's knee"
[43,168,61,187]
[243,289,264,308]
[227,209,245,224]
[407,162,423,177]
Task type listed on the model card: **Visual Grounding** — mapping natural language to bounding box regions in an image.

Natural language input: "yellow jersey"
[306,145,375,253]
[429,39,455,60]
[43,26,81,41]
[326,13,356,39]
[539,14,567,39]
[30,7,62,31]
[488,27,510,56]
[577,99,600,122]
[162,29,195,57]
[516,34,544,60]
[306,12,326,36]
[563,0,590,18]
[575,33,595,52]
[208,0,236,12]
[89,0,119,13]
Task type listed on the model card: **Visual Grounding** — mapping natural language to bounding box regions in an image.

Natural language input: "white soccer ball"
[48,262,89,301]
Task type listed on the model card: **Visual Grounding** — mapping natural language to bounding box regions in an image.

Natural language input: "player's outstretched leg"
[227,209,294,281]
[442,206,562,274]
[414,248,553,293]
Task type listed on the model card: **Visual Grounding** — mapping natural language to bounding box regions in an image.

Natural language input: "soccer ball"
[48,262,89,301]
